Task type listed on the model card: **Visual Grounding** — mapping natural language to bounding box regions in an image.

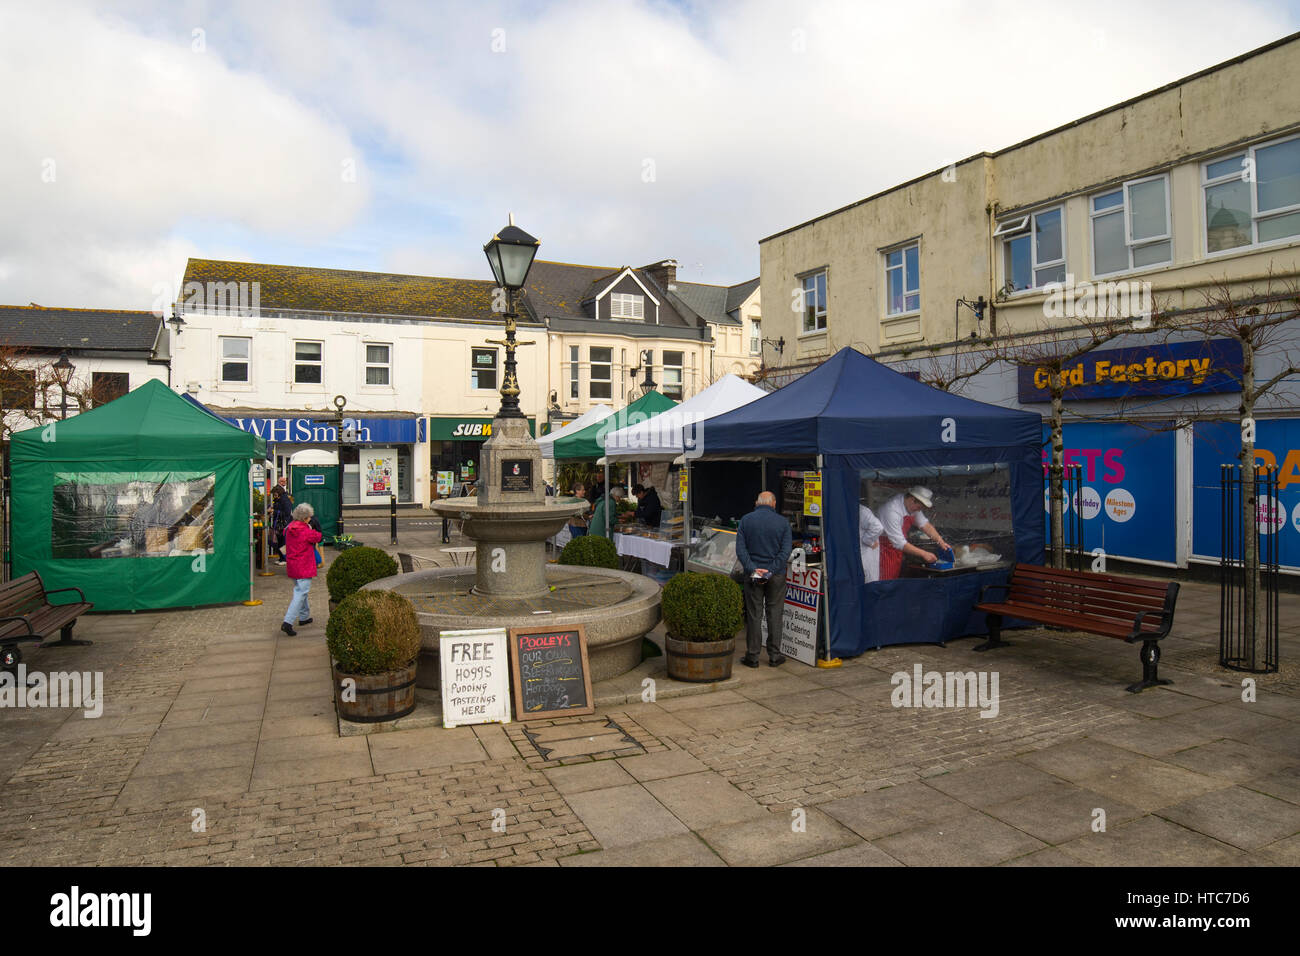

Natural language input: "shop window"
[662,350,683,399]
[801,272,827,333]
[997,208,1065,292]
[51,472,216,559]
[294,341,323,384]
[590,347,612,399]
[0,367,37,409]
[471,347,498,390]
[858,465,1015,584]
[220,337,250,383]
[90,372,129,407]
[1091,176,1171,276]
[365,343,391,386]
[1204,134,1300,253]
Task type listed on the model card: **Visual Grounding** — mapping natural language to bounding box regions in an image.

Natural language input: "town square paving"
[1,535,1297,867]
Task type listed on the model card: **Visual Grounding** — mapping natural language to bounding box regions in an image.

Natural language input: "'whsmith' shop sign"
[1018,339,1244,404]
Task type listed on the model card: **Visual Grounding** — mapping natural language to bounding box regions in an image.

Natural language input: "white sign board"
[439,628,512,728]
[780,567,821,666]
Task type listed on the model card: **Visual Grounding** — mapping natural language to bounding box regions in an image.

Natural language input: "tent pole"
[683,459,692,556]
[816,452,840,667]
[604,458,611,537]
[243,463,263,606]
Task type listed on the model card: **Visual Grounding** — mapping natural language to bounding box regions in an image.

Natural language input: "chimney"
[643,259,678,291]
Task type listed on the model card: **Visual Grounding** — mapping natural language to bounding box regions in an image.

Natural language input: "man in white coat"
[859,502,883,583]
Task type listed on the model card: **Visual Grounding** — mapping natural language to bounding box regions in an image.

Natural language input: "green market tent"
[547,390,677,460]
[10,379,267,611]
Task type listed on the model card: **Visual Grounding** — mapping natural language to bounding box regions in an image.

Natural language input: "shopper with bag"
[270,484,293,564]
[281,502,323,637]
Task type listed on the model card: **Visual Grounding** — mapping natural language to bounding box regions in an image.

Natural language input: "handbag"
[314,545,323,566]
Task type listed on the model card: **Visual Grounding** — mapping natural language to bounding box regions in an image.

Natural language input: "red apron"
[879,514,914,580]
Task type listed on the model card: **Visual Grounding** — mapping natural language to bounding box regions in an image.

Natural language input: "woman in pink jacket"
[281,502,323,636]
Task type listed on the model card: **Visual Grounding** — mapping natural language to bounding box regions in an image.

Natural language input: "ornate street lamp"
[52,351,75,420]
[482,215,540,419]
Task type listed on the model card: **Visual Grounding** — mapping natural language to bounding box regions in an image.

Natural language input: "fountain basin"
[364,564,662,688]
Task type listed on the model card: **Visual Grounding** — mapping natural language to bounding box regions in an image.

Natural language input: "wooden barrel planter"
[334,660,418,723]
[665,635,735,683]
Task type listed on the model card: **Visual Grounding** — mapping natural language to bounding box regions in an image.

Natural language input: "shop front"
[222,414,425,505]
[428,416,536,493]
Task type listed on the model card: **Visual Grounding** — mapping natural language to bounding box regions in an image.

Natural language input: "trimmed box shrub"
[559,534,619,569]
[326,545,398,602]
[662,572,744,641]
[326,589,421,676]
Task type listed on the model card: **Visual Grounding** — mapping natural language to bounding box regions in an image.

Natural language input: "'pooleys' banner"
[1018,339,1243,404]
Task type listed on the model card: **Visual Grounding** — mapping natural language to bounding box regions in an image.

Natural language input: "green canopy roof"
[11,378,267,462]
[548,390,677,460]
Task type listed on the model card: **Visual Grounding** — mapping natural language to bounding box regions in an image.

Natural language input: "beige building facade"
[759,32,1300,365]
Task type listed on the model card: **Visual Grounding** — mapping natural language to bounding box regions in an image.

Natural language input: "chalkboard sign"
[508,626,594,720]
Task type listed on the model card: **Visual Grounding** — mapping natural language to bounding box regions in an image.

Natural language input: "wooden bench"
[0,572,94,671]
[973,563,1179,693]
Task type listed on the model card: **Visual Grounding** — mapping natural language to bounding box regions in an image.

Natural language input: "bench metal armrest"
[43,585,88,605]
[978,581,1011,603]
[1126,606,1175,643]
[0,614,36,637]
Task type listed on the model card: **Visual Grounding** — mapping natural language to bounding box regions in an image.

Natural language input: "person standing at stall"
[859,501,884,583]
[878,486,951,580]
[590,486,625,538]
[281,502,323,637]
[630,483,662,528]
[567,481,590,539]
[736,491,792,668]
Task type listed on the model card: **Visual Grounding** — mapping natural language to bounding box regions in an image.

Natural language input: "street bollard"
[390,493,398,545]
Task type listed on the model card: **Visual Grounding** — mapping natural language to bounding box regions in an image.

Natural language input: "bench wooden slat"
[0,572,94,667]
[1008,563,1173,597]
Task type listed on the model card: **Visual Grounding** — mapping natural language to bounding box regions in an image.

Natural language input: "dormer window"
[610,293,644,320]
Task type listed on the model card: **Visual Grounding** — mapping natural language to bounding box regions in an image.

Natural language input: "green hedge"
[326,546,398,602]
[559,535,619,569]
[661,572,744,641]
[326,590,422,675]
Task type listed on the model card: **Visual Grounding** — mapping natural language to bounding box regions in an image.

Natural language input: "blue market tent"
[697,347,1044,657]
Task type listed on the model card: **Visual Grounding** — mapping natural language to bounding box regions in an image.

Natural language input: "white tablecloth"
[613,533,675,567]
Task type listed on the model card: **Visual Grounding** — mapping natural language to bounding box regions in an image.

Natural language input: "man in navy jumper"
[735,491,793,667]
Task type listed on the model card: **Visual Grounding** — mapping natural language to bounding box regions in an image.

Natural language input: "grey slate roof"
[0,305,162,352]
[522,260,698,330]
[725,277,760,315]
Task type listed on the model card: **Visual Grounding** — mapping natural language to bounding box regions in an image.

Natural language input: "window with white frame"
[589,347,612,399]
[996,208,1065,292]
[884,243,920,315]
[470,347,497,390]
[662,350,683,399]
[364,343,391,386]
[569,345,579,400]
[801,272,827,333]
[1204,135,1300,253]
[220,336,250,383]
[610,293,644,320]
[1091,176,1172,276]
[294,340,323,384]
[750,318,760,355]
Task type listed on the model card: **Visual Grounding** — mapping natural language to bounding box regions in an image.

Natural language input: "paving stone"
[249,754,376,791]
[1017,738,1148,783]
[1056,815,1248,866]
[999,847,1088,866]
[874,809,1047,866]
[368,732,489,775]
[543,761,635,795]
[1077,757,1230,812]
[781,842,902,867]
[557,832,723,867]
[1244,765,1300,806]
[1258,833,1300,866]
[133,741,257,778]
[643,771,767,830]
[616,750,708,782]
[759,688,860,717]
[563,784,688,848]
[984,781,1144,845]
[671,701,776,734]
[1162,738,1295,783]
[1087,716,1224,757]
[115,766,253,808]
[924,760,1063,809]
[821,782,973,841]
[699,807,861,866]
[655,690,750,712]
[1159,786,1300,851]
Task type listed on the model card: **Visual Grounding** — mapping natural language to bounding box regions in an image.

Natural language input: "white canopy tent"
[598,374,766,536]
[536,404,614,459]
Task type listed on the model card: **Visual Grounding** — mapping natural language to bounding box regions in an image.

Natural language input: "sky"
[3,0,1300,311]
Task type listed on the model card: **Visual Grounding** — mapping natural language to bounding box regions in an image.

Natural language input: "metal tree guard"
[1043,463,1086,571]
[1219,463,1280,673]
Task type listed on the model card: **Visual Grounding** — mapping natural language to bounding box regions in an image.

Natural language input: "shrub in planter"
[326,546,398,602]
[662,572,744,640]
[661,572,745,683]
[326,590,422,722]
[559,535,619,569]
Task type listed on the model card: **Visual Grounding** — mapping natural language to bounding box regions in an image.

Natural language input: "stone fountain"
[365,217,661,691]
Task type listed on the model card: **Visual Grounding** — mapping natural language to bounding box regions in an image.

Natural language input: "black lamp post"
[482,216,540,419]
[638,350,656,396]
[52,352,75,420]
[167,307,186,336]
